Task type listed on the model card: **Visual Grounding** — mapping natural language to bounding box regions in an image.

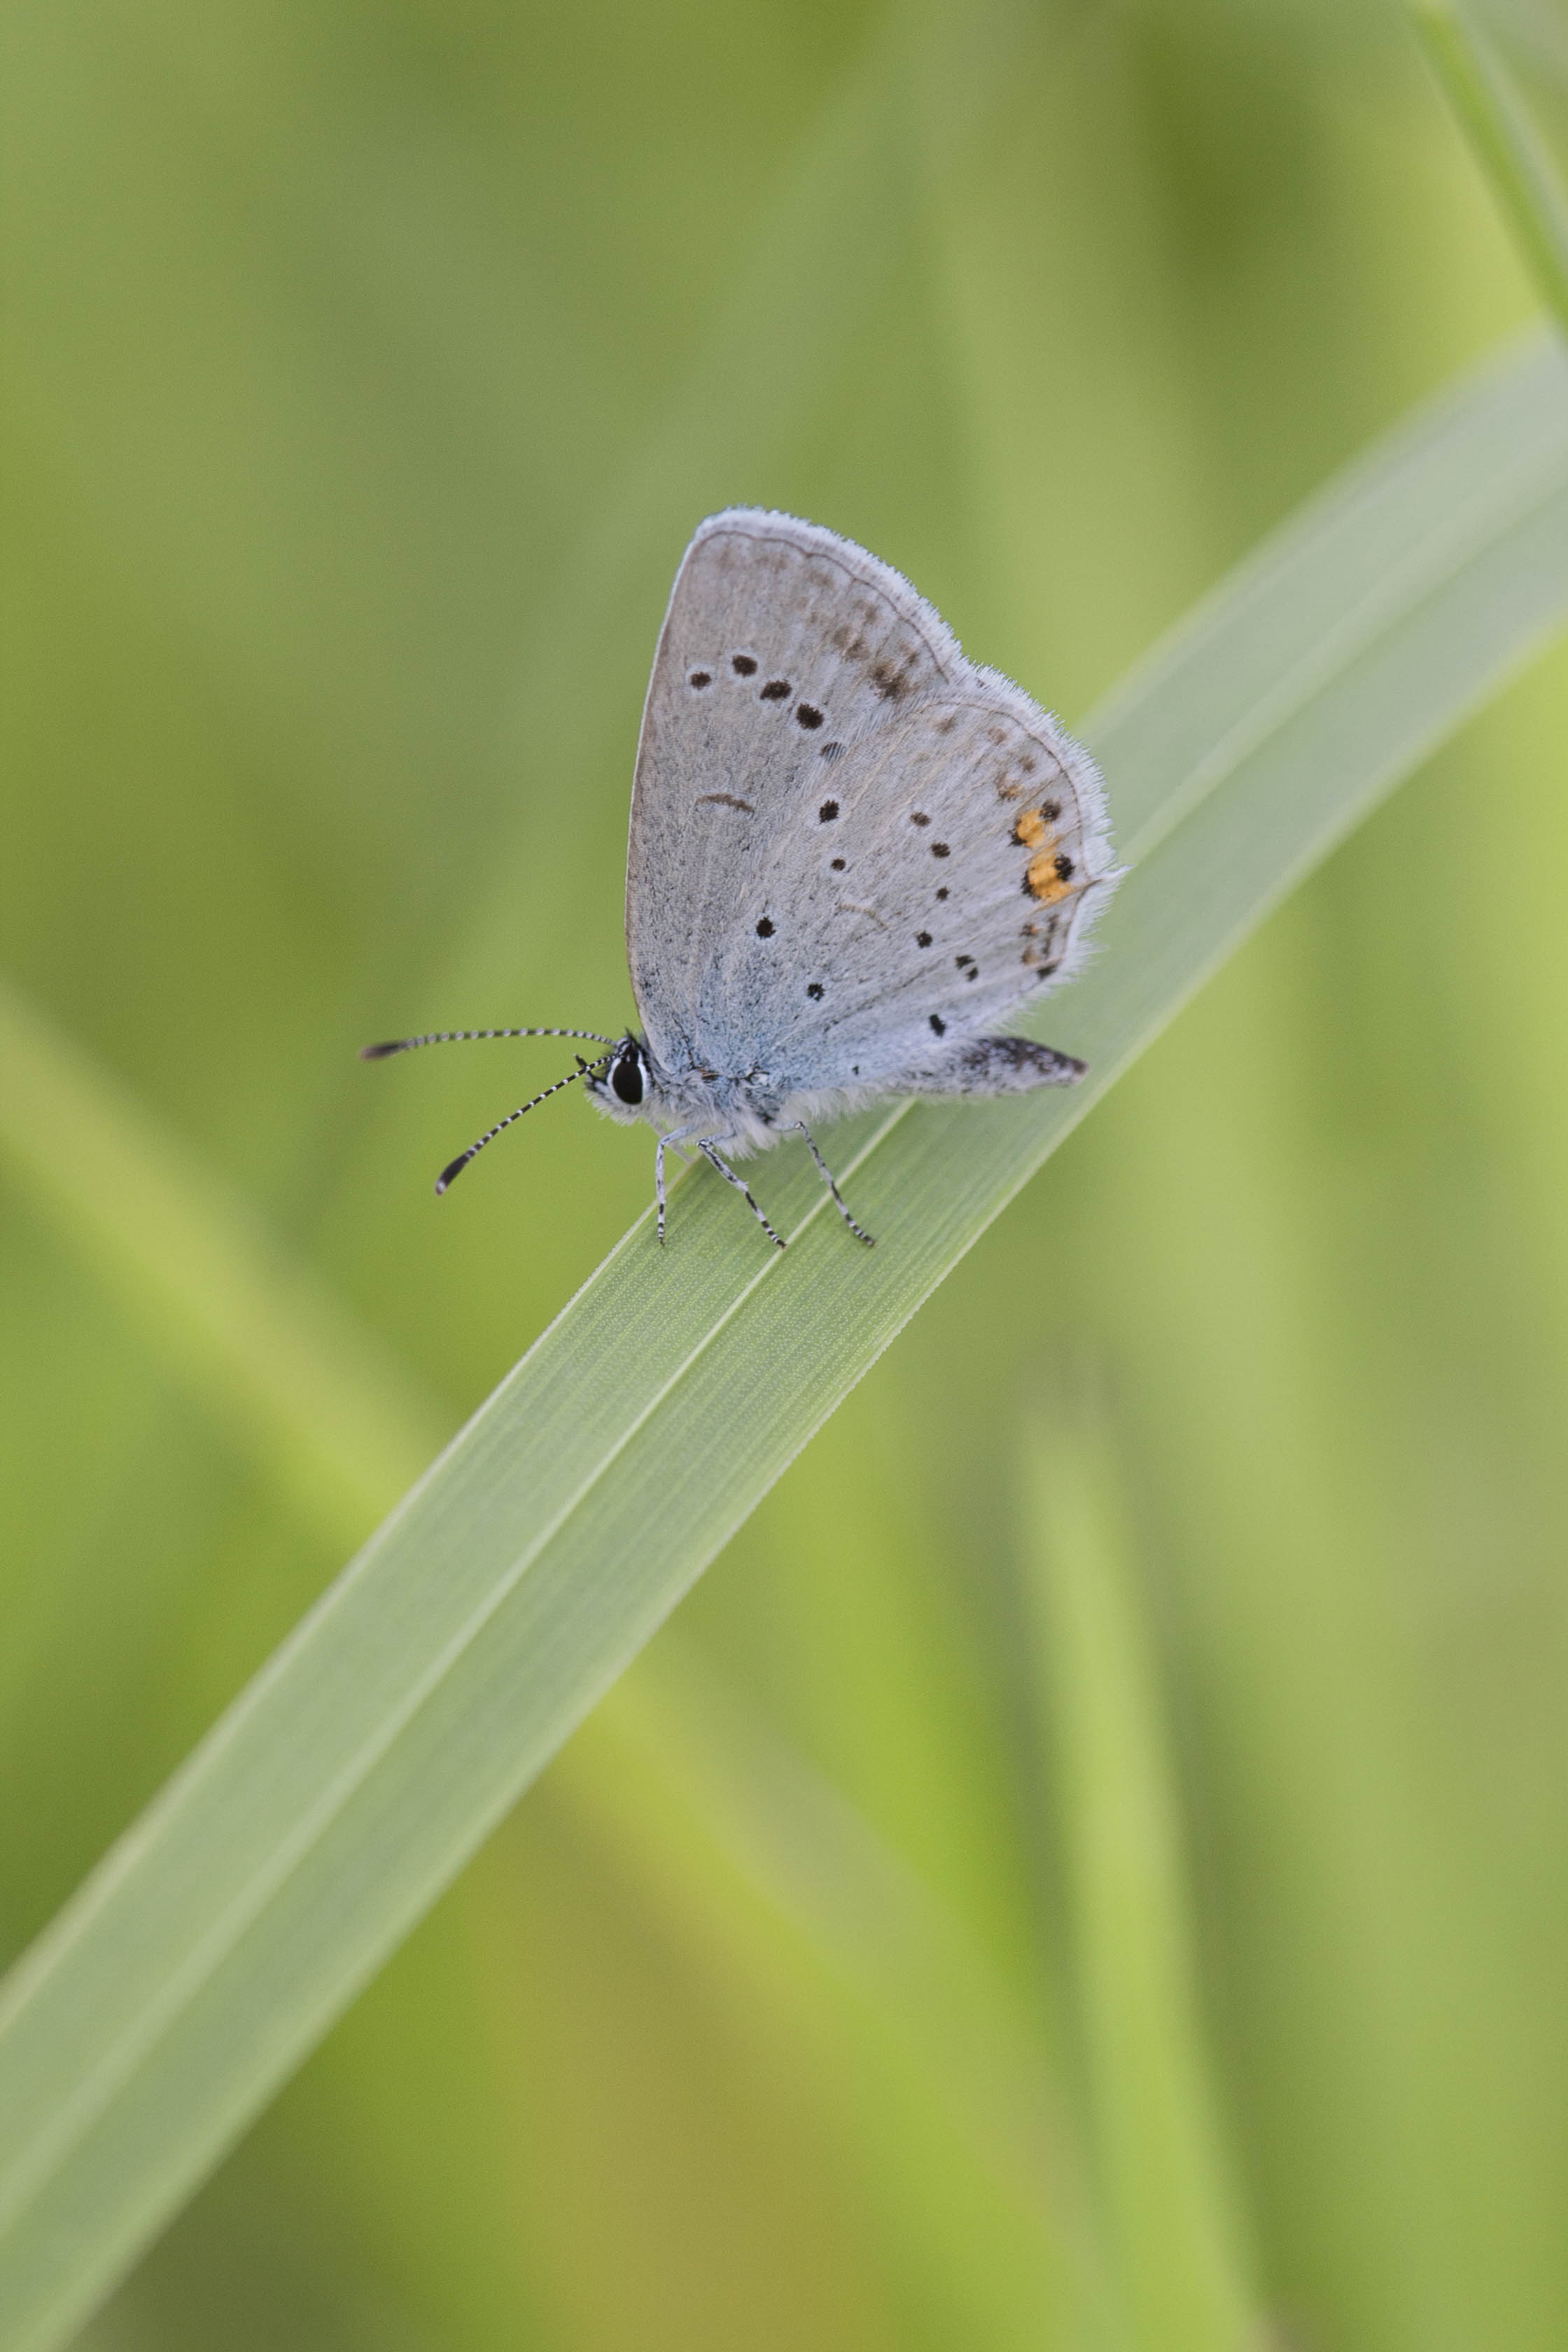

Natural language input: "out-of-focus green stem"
[1412,0,1568,336]
[0,976,447,1549]
[1022,1413,1259,2352]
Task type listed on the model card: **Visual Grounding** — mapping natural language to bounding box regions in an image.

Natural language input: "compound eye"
[610,1045,645,1106]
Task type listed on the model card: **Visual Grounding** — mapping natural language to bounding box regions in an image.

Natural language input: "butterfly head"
[582,1032,735,1138]
[582,1032,655,1124]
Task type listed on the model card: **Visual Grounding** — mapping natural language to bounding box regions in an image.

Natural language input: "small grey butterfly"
[365,509,1119,1249]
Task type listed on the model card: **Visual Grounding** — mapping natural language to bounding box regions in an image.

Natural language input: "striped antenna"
[362,1025,616,1060]
[435,1054,612,1196]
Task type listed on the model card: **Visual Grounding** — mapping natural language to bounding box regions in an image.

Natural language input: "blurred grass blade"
[571,1650,1112,2352]
[1023,1415,1258,2352]
[0,977,446,1549]
[3,333,1568,2352]
[1411,1,1568,332]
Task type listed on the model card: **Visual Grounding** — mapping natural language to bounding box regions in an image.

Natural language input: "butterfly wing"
[626,509,1116,1091]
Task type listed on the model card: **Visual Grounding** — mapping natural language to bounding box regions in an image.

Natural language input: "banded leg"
[654,1125,702,1245]
[790,1124,874,1246]
[698,1141,785,1250]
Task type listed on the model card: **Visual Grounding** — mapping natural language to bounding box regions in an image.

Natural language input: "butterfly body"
[367,509,1119,1247]
[582,1028,1086,1158]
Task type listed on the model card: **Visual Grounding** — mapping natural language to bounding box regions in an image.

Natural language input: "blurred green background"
[6,0,1568,2344]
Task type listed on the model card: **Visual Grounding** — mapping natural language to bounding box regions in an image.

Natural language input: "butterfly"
[365,509,1119,1249]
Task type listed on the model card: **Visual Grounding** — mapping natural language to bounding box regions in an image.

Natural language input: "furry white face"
[582,1034,654,1124]
[582,1033,748,1141]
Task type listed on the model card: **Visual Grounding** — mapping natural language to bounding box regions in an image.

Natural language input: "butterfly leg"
[653,1124,704,1245]
[790,1124,874,1246]
[698,1140,786,1250]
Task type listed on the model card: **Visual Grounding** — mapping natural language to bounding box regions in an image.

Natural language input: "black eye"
[610,1047,644,1105]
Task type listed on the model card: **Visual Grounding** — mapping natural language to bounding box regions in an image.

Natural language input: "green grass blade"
[2,333,1568,2352]
[1411,1,1568,333]
[0,978,1107,2350]
[1023,1415,1258,2352]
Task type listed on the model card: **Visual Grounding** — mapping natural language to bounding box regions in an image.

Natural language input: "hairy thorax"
[584,1037,869,1156]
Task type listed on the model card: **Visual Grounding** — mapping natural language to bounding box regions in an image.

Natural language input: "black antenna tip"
[435,1153,471,1196]
[360,1039,407,1060]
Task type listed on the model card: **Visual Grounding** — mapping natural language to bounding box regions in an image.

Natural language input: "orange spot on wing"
[1026,845,1074,903]
[1013,808,1049,848]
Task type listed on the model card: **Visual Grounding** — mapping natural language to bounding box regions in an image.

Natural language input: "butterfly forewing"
[627,509,1113,1088]
[627,510,957,1063]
